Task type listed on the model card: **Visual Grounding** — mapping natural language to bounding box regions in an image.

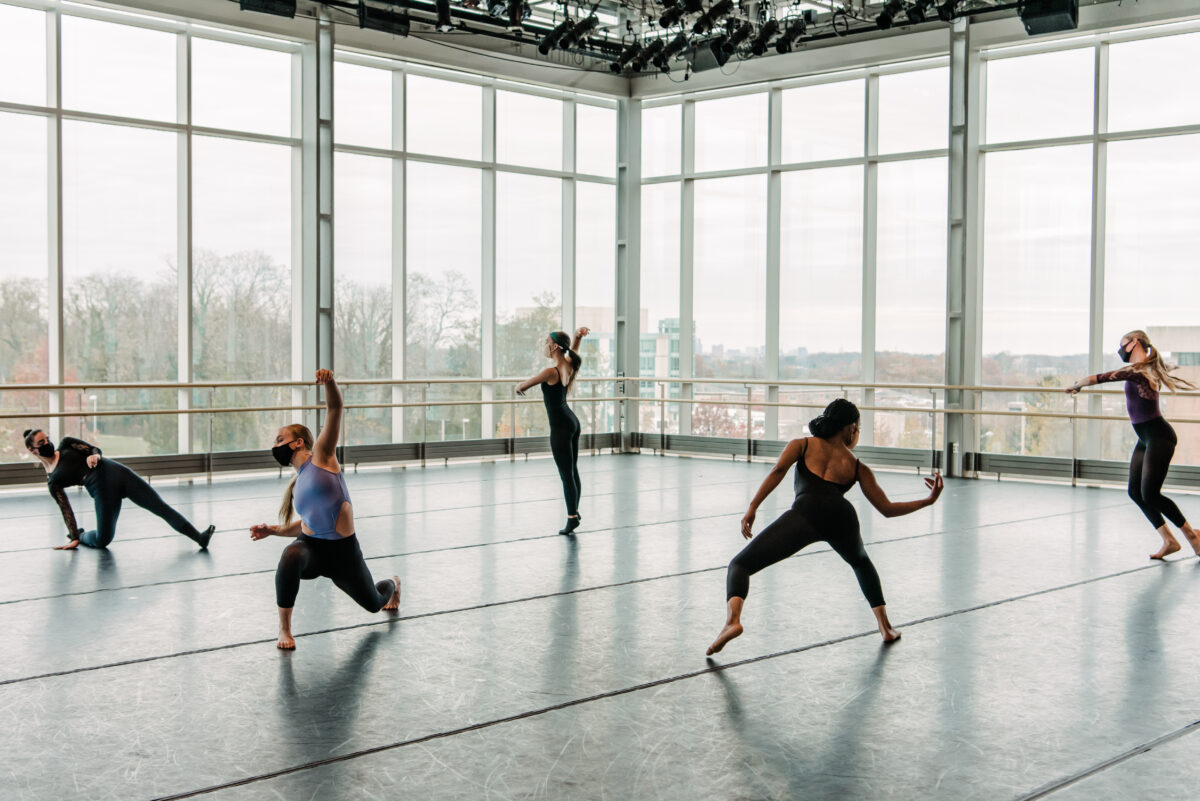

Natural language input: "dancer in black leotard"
[707,399,943,655]
[516,326,589,535]
[250,370,401,650]
[1067,329,1200,560]
[23,428,214,551]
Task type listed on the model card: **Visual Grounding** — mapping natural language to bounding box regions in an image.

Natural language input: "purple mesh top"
[1094,369,1162,424]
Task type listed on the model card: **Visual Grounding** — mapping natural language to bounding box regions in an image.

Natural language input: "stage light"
[722,20,753,53]
[631,38,665,71]
[774,15,806,54]
[693,0,732,35]
[906,0,934,24]
[876,0,903,29]
[659,5,685,27]
[559,14,598,48]
[654,33,689,71]
[358,2,410,36]
[749,19,778,56]
[610,41,643,73]
[538,17,574,54]
[936,0,960,22]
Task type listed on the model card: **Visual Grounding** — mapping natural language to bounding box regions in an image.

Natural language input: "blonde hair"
[278,423,314,524]
[1123,330,1198,393]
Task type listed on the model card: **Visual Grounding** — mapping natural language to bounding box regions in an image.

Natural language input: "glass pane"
[575,181,615,377]
[335,153,392,379]
[0,4,46,106]
[495,172,561,384]
[780,166,863,381]
[407,162,482,378]
[1104,134,1200,460]
[781,79,864,164]
[192,38,292,136]
[878,67,947,154]
[1109,32,1200,132]
[0,112,49,401]
[642,104,680,178]
[406,74,481,160]
[982,145,1091,382]
[576,104,616,177]
[638,181,681,433]
[694,93,767,172]
[985,48,1094,143]
[496,90,562,170]
[875,157,947,385]
[334,61,392,149]
[61,15,176,122]
[694,175,766,378]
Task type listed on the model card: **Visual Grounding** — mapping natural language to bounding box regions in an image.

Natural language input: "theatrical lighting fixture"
[538,17,574,54]
[435,0,454,31]
[682,0,704,13]
[559,14,598,48]
[659,5,685,28]
[693,0,732,35]
[907,0,934,24]
[631,38,665,71]
[610,41,642,73]
[936,0,960,22]
[722,19,753,53]
[876,0,904,29]
[1019,0,1079,35]
[654,32,689,71]
[749,19,778,56]
[358,2,410,35]
[774,14,806,54]
[238,0,296,16]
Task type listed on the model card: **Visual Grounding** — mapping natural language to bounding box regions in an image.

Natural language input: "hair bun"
[23,429,33,438]
[808,398,860,439]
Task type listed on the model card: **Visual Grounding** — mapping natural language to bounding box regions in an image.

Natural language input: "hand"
[1065,384,1081,395]
[54,539,80,550]
[924,473,944,503]
[315,369,335,385]
[250,523,277,541]
[515,386,526,397]
[575,326,590,339]
[740,509,756,540]
[86,454,101,469]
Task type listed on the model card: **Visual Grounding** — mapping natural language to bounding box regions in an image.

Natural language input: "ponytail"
[277,423,314,524]
[1124,330,1198,394]
[549,331,583,392]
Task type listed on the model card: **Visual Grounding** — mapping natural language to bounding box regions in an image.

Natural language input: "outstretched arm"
[740,438,804,539]
[571,326,589,352]
[250,519,303,540]
[1067,369,1131,394]
[516,367,557,397]
[858,463,942,518]
[312,370,342,465]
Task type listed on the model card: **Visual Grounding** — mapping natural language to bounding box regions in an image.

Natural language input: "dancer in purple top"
[1068,329,1200,560]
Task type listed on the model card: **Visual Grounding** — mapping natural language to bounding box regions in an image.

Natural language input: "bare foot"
[1151,539,1181,560]
[277,630,295,650]
[881,627,902,643]
[53,540,80,551]
[706,623,743,656]
[383,576,401,611]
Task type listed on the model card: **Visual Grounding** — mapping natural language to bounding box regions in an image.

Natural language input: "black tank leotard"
[541,377,581,516]
[725,439,885,607]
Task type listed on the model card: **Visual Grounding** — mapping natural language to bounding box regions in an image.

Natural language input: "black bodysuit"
[541,378,581,516]
[726,439,885,607]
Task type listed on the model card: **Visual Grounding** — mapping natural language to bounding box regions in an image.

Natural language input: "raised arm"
[858,463,942,518]
[312,369,342,465]
[740,438,805,539]
[516,367,557,397]
[60,436,101,455]
[571,326,590,352]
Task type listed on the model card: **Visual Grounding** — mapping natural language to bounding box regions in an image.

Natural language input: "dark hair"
[808,399,860,439]
[549,331,582,390]
[23,429,43,450]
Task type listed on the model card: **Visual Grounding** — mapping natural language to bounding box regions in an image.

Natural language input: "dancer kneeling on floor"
[707,399,943,656]
[23,428,214,551]
[250,370,400,650]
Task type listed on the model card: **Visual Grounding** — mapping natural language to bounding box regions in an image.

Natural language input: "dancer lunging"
[1067,329,1200,560]
[707,399,943,655]
[23,428,214,551]
[516,327,589,535]
[250,370,400,650]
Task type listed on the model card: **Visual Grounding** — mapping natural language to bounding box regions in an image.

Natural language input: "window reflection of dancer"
[707,400,943,656]
[516,327,589,536]
[1068,329,1200,560]
[250,370,400,650]
[24,428,214,551]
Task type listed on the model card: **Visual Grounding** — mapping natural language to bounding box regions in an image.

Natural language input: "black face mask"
[36,442,55,459]
[1118,342,1135,363]
[272,439,298,467]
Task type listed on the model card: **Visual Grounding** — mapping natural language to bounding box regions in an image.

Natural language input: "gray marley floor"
[2,453,1199,800]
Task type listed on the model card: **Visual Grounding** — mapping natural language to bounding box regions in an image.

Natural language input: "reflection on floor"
[2,453,1198,800]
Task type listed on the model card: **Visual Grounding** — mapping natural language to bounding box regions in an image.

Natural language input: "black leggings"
[1129,418,1188,530]
[549,412,581,516]
[275,533,395,611]
[80,460,205,548]
[726,500,885,608]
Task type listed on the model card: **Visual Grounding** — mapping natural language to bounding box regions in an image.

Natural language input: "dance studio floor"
[3,453,1200,800]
